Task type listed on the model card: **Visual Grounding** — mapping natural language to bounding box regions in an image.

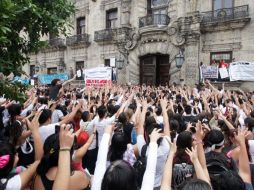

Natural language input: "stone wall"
[24,0,254,87]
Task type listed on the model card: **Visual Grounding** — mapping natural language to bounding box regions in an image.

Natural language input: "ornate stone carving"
[125,31,140,50]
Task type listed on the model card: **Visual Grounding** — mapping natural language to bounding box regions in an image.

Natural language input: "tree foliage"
[0,0,75,102]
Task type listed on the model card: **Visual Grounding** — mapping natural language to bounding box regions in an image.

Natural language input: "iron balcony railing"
[139,14,170,28]
[94,27,132,42]
[66,33,90,46]
[201,5,249,24]
[48,38,66,47]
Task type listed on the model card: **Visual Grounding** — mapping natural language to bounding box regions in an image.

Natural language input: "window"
[106,9,117,29]
[104,59,110,67]
[30,65,35,77]
[210,51,232,65]
[47,67,57,74]
[77,17,86,35]
[213,0,234,10]
[75,61,84,71]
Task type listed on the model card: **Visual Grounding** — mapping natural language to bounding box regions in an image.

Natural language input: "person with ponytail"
[33,124,90,190]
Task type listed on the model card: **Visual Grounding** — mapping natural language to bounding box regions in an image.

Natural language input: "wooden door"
[157,55,170,85]
[140,55,156,85]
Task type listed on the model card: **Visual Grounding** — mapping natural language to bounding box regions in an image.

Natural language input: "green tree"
[0,0,74,102]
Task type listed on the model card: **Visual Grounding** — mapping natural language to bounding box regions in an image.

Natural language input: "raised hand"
[185,146,198,163]
[150,128,163,143]
[59,124,75,149]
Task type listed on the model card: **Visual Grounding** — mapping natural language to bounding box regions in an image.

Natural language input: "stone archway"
[126,40,181,85]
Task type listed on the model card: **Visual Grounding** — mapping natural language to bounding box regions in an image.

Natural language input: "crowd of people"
[0,77,254,190]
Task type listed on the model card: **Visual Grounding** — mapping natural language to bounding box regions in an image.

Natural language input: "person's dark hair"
[175,131,193,163]
[180,179,212,190]
[98,105,107,119]
[101,160,139,190]
[250,110,254,118]
[81,111,90,122]
[38,97,48,105]
[0,141,16,179]
[244,117,254,131]
[204,130,224,150]
[5,121,23,146]
[8,104,22,124]
[108,132,128,162]
[155,106,162,116]
[184,105,192,115]
[76,93,82,99]
[118,112,127,125]
[38,109,52,125]
[107,104,115,117]
[170,119,179,140]
[213,170,245,190]
[51,79,61,86]
[37,133,74,176]
[172,114,186,132]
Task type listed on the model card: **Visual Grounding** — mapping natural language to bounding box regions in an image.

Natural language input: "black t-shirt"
[49,85,62,100]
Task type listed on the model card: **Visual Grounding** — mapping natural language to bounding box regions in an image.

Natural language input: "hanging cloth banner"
[84,67,112,86]
[229,61,254,81]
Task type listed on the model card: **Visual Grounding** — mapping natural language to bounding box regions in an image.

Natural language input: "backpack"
[133,144,148,188]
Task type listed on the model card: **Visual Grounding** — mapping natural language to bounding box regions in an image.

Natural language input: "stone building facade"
[24,0,254,86]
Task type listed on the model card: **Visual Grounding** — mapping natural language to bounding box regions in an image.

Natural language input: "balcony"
[66,33,90,46]
[139,14,170,28]
[94,27,132,43]
[201,5,250,32]
[48,38,66,48]
[94,29,114,42]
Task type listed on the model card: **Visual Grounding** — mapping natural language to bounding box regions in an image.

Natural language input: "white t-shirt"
[249,140,254,164]
[39,123,59,143]
[90,116,115,146]
[80,120,96,150]
[1,175,21,190]
[137,135,170,187]
[51,110,64,124]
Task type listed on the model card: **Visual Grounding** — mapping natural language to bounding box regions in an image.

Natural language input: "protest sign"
[219,68,229,79]
[84,67,112,86]
[200,65,218,79]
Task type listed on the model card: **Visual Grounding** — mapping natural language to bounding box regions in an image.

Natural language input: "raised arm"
[62,74,77,87]
[53,124,75,190]
[160,139,176,190]
[160,97,170,136]
[59,101,82,125]
[136,98,148,135]
[91,125,114,190]
[141,128,162,190]
[185,146,211,185]
[234,128,252,184]
[25,111,43,160]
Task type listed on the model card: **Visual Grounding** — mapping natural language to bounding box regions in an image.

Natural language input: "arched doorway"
[140,54,170,86]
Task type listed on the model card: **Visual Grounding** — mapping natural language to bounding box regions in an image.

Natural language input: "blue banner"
[38,73,69,85]
[12,76,30,85]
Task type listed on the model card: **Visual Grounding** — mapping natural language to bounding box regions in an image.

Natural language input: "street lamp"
[175,50,184,69]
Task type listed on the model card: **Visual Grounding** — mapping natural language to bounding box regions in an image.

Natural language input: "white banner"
[200,65,218,79]
[219,68,229,79]
[84,67,112,86]
[229,61,254,81]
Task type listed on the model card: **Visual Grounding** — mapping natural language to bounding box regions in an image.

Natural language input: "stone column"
[183,37,200,86]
